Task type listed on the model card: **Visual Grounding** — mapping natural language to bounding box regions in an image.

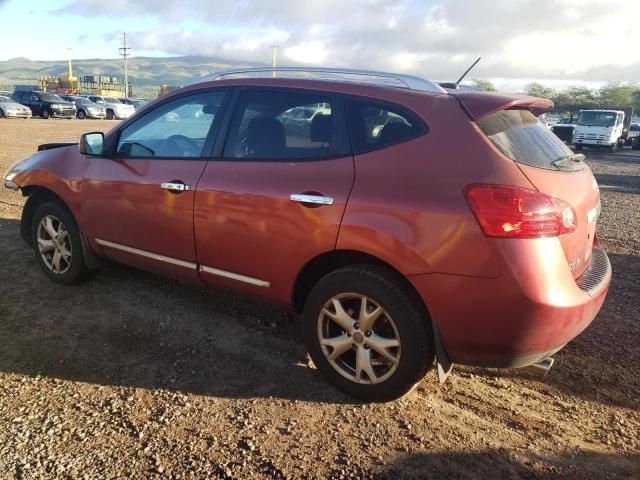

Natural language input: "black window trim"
[107,88,232,161]
[215,85,352,163]
[344,94,429,155]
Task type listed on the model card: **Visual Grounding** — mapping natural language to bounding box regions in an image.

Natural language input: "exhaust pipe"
[522,357,554,377]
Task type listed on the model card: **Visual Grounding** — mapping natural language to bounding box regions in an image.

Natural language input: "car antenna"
[439,57,482,90]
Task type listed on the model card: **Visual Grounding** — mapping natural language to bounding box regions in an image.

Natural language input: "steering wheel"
[161,135,200,157]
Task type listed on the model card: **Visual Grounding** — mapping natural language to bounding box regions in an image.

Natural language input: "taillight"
[464,184,577,238]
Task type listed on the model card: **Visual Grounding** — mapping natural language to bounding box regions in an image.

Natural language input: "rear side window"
[346,97,426,154]
[478,109,576,170]
[224,90,337,160]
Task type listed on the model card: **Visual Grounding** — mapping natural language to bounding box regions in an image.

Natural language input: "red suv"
[4,68,611,401]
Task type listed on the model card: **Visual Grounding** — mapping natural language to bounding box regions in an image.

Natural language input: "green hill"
[0,55,262,98]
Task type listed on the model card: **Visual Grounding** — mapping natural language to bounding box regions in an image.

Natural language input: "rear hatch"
[458,92,600,279]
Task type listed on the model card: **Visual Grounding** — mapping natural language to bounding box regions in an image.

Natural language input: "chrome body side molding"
[95,239,197,270]
[95,238,271,287]
[199,265,271,288]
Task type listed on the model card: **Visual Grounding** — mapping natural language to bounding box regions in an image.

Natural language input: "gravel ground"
[0,120,639,479]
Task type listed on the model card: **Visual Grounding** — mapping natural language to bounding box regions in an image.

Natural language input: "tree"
[553,86,599,112]
[525,82,556,100]
[471,79,497,92]
[597,82,638,108]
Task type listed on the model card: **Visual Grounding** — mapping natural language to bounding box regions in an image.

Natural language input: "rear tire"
[303,266,434,402]
[31,201,91,285]
[77,109,86,119]
[106,109,114,120]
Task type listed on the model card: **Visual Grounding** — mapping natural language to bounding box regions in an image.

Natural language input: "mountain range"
[0,55,261,98]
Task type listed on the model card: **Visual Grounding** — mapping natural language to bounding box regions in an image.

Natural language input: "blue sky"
[1,0,639,91]
[0,0,172,59]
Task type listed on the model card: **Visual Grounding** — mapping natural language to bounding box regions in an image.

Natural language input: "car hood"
[0,101,29,108]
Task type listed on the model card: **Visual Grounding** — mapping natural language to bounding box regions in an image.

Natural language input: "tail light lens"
[464,184,577,238]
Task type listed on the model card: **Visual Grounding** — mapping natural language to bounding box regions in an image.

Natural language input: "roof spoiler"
[451,91,554,120]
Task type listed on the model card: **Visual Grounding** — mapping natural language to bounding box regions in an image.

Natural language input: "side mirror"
[80,132,104,156]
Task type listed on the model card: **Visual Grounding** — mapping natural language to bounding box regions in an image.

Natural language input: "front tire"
[77,110,86,119]
[41,109,50,119]
[31,201,91,285]
[609,142,618,152]
[303,266,434,402]
[574,144,583,151]
[0,108,4,118]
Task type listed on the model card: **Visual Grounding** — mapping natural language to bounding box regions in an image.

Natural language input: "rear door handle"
[290,194,334,205]
[161,181,191,193]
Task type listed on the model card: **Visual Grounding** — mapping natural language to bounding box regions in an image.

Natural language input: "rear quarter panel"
[337,92,533,278]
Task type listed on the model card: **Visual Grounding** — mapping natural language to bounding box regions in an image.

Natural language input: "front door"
[194,88,354,304]
[82,89,229,281]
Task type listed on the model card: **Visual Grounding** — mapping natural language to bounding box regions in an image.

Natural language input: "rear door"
[82,89,229,281]
[476,108,600,278]
[194,87,354,304]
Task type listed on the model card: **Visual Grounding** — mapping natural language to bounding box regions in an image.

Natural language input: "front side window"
[346,97,427,154]
[116,91,227,158]
[224,90,336,160]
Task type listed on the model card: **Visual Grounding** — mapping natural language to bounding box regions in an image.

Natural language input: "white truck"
[572,108,632,152]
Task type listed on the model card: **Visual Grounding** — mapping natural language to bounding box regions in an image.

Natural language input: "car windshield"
[74,97,92,104]
[577,111,616,127]
[0,95,12,102]
[105,97,121,103]
[478,109,580,171]
[41,93,64,102]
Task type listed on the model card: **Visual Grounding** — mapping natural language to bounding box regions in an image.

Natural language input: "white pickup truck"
[572,109,632,152]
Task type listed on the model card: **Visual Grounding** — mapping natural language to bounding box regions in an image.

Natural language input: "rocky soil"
[0,120,638,479]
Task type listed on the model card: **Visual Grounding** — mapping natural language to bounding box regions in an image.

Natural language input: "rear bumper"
[409,243,611,367]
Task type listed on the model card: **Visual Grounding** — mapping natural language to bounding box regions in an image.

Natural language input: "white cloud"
[58,0,640,83]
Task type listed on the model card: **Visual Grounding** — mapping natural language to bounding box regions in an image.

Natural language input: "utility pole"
[67,48,73,78]
[271,45,279,77]
[119,32,131,97]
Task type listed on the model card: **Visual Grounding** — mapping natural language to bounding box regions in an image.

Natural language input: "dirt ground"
[0,119,639,479]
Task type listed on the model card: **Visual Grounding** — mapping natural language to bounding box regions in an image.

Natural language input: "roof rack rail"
[192,66,446,94]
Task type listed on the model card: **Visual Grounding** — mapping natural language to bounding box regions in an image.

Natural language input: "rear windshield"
[477,109,579,171]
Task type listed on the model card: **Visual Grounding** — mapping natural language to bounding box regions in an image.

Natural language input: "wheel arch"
[20,185,103,269]
[292,249,429,319]
[20,186,68,246]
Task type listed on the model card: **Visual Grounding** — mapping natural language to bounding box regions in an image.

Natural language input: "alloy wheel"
[317,293,401,384]
[36,215,72,275]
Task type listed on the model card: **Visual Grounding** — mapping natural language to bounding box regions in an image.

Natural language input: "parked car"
[0,95,32,118]
[60,95,107,120]
[550,117,575,143]
[3,67,611,401]
[85,95,135,120]
[11,90,76,119]
[118,98,148,110]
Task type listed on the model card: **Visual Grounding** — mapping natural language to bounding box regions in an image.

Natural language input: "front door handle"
[161,181,191,193]
[290,193,334,205]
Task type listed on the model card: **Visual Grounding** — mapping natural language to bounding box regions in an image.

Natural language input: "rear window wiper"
[552,153,585,168]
